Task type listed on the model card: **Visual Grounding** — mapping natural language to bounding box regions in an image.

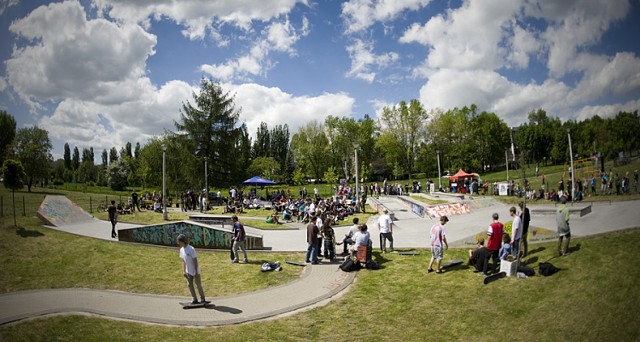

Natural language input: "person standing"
[177,234,206,305]
[486,213,503,274]
[107,200,118,238]
[510,207,522,258]
[377,209,394,253]
[231,215,248,263]
[427,216,449,274]
[518,202,531,257]
[556,196,571,256]
[321,218,336,261]
[131,190,141,212]
[305,215,320,264]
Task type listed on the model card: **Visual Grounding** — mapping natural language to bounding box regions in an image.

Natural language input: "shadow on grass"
[15,227,44,238]
[523,256,539,265]
[372,252,391,268]
[527,247,546,255]
[568,243,582,254]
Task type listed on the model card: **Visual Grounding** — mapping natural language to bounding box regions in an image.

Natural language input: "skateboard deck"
[443,259,463,269]
[483,272,506,285]
[285,259,306,266]
[180,300,212,309]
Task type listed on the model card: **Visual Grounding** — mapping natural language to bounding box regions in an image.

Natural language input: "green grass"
[409,196,449,206]
[1,229,639,341]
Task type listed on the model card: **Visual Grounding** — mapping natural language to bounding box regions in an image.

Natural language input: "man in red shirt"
[486,213,503,275]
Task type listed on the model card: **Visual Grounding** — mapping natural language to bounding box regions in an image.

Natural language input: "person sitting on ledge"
[468,237,490,274]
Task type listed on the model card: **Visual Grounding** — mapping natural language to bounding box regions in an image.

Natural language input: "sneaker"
[242,259,249,263]
[436,270,445,274]
[191,300,200,305]
[427,268,434,273]
[563,252,570,257]
[231,259,239,263]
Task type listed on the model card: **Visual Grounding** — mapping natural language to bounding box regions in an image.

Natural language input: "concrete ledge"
[429,191,465,200]
[529,204,592,217]
[367,197,395,220]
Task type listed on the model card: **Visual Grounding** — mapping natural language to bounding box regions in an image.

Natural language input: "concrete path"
[0,263,354,326]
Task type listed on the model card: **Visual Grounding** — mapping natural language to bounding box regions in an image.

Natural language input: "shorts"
[431,245,444,260]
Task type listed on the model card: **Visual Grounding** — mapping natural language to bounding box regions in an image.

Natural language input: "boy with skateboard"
[177,234,207,305]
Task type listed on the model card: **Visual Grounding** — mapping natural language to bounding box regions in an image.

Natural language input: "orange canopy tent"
[448,169,474,180]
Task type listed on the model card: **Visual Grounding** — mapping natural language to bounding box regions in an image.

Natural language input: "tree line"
[1,78,639,194]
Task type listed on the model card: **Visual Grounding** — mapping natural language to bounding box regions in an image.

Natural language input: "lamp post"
[354,143,359,212]
[162,144,167,221]
[204,156,208,195]
[567,128,576,202]
[506,149,509,181]
[436,150,442,191]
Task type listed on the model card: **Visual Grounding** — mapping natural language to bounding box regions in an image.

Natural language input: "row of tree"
[1,78,639,195]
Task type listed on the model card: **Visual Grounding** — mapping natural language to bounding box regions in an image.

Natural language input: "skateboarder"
[177,234,206,304]
[107,200,118,238]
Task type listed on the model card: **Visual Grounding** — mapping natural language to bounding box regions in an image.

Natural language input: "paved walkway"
[0,263,354,326]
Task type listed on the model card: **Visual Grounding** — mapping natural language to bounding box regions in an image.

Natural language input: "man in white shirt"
[339,217,361,256]
[510,206,522,258]
[377,209,394,252]
[177,234,206,304]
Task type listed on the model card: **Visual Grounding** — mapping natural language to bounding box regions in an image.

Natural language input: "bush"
[412,173,426,179]
[53,179,64,186]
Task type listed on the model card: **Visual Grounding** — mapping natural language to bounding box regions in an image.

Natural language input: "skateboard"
[483,272,506,285]
[285,259,306,266]
[443,259,463,269]
[180,300,212,309]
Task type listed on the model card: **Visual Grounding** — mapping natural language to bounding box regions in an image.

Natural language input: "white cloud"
[0,0,18,16]
[345,39,398,83]
[6,1,156,108]
[534,0,631,77]
[93,0,308,40]
[0,77,6,92]
[575,99,640,121]
[342,0,431,34]
[201,17,309,81]
[225,83,355,138]
[399,0,521,71]
[505,23,541,69]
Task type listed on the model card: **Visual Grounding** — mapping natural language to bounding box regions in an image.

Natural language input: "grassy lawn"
[1,223,639,340]
[409,196,449,206]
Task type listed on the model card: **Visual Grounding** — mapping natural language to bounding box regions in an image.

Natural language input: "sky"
[1,0,639,162]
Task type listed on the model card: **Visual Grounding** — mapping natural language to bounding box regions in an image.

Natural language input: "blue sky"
[1,0,639,161]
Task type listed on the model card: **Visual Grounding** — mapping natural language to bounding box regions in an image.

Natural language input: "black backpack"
[518,265,535,276]
[538,262,559,276]
[340,258,356,272]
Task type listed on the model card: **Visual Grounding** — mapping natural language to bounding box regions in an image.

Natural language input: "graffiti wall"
[37,195,94,226]
[118,221,264,250]
[424,202,471,218]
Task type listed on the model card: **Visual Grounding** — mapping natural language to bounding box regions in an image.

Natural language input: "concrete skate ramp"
[37,195,94,227]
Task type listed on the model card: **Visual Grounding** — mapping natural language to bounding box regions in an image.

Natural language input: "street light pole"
[436,150,442,191]
[162,144,167,221]
[506,149,509,181]
[354,143,359,212]
[204,156,208,195]
[567,128,576,202]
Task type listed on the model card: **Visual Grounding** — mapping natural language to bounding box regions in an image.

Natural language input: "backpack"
[339,258,356,272]
[365,260,379,270]
[517,265,535,277]
[538,262,559,276]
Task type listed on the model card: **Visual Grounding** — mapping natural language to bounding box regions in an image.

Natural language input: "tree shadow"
[527,247,546,256]
[16,227,44,238]
[523,256,539,265]
[209,305,243,314]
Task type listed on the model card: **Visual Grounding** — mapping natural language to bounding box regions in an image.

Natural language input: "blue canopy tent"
[242,176,277,186]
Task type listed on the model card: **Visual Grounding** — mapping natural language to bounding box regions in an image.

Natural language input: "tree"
[291,120,329,180]
[101,149,108,166]
[469,111,510,170]
[323,165,339,185]
[174,78,248,186]
[107,159,131,191]
[11,126,52,192]
[134,142,141,159]
[253,122,271,158]
[2,159,25,226]
[109,147,119,164]
[248,157,281,181]
[378,100,428,179]
[63,143,71,170]
[81,147,93,164]
[125,142,133,159]
[72,146,80,171]
[270,124,290,180]
[0,111,16,168]
[292,167,306,185]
